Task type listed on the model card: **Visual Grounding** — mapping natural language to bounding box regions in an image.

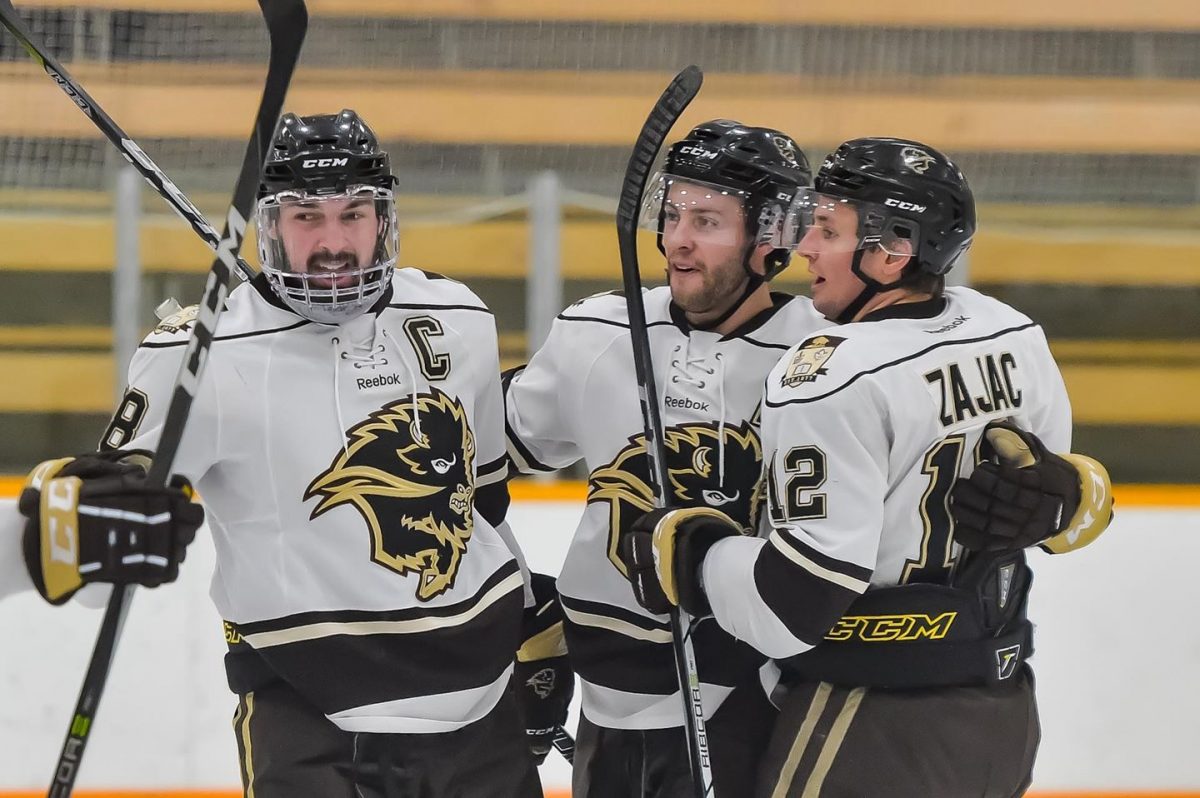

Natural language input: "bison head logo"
[588,421,763,575]
[305,388,475,601]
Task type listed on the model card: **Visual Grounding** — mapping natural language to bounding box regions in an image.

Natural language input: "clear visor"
[787,188,919,258]
[256,185,398,301]
[638,172,791,249]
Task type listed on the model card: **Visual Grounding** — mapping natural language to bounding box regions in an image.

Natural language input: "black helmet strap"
[832,248,878,324]
[835,240,928,324]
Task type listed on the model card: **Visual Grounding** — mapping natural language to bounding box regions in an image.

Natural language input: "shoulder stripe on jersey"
[477,456,509,487]
[414,269,457,282]
[387,302,492,315]
[765,321,1040,407]
[559,593,671,634]
[505,422,556,474]
[556,312,675,331]
[737,335,794,351]
[769,530,873,591]
[237,561,519,641]
[139,319,311,349]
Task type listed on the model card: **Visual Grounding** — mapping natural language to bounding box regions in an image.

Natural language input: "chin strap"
[833,246,922,324]
[833,248,881,324]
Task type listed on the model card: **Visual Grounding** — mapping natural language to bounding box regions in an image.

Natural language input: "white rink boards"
[0,497,1197,793]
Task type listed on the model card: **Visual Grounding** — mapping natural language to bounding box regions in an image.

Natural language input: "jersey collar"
[667,291,796,340]
[858,295,947,323]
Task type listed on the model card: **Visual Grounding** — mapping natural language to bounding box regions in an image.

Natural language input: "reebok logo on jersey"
[356,373,404,390]
[924,315,969,334]
[781,335,845,387]
[664,395,710,412]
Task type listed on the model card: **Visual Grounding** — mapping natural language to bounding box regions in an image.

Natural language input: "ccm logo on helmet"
[884,197,927,213]
[301,157,349,168]
[677,145,718,160]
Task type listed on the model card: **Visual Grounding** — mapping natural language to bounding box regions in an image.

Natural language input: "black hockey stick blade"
[615,64,703,501]
[613,66,714,798]
[41,3,308,795]
[0,0,254,282]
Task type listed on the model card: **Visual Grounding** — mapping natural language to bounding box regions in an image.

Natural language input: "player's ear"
[748,242,774,277]
[878,235,913,277]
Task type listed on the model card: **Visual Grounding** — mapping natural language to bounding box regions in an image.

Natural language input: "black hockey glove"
[515,572,573,765]
[618,507,740,617]
[18,450,203,604]
[951,420,1113,554]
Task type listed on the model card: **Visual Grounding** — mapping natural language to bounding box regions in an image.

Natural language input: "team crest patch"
[901,146,936,174]
[781,335,846,388]
[305,388,476,601]
[588,422,762,576]
[527,667,556,698]
[772,135,800,167]
[154,304,199,334]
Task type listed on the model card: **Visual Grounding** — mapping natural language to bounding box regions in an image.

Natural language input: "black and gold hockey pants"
[232,679,543,798]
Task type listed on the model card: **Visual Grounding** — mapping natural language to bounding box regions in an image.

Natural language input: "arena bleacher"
[0,0,1197,479]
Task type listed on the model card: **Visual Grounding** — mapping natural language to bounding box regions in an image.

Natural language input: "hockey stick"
[0,2,308,794]
[552,725,576,765]
[614,66,712,798]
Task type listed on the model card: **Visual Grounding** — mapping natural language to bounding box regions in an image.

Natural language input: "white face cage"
[256,185,399,325]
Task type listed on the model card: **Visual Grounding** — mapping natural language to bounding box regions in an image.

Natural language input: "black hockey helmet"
[255,110,399,325]
[812,137,975,276]
[654,119,813,279]
[259,109,395,198]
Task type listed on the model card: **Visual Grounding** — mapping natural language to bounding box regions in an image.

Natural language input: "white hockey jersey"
[505,286,828,728]
[108,269,524,733]
[703,287,1072,660]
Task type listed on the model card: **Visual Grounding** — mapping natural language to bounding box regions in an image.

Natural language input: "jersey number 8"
[99,388,149,451]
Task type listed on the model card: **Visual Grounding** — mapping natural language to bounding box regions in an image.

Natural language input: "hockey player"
[620,137,1114,797]
[93,110,540,797]
[3,451,201,604]
[505,120,825,796]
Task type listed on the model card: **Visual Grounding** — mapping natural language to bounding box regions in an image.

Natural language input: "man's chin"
[810,293,842,321]
[669,292,708,315]
[671,293,727,324]
[668,276,710,307]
